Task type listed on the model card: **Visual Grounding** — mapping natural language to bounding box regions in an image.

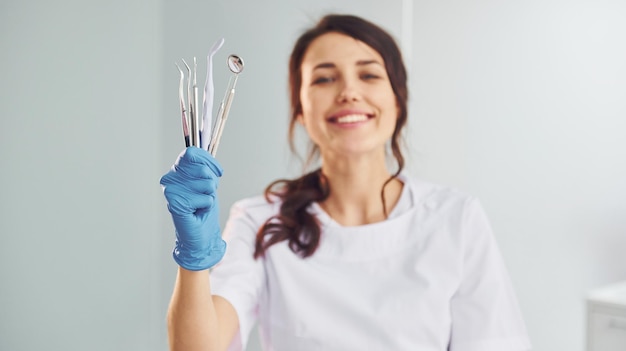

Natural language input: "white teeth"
[335,114,369,123]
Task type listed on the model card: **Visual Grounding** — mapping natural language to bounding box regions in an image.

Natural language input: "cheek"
[381,93,399,118]
[299,89,318,115]
[382,96,400,132]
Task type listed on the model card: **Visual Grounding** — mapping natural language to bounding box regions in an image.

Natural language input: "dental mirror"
[227,55,244,74]
[208,54,245,156]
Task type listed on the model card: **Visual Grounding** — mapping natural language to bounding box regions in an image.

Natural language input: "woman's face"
[297,32,398,159]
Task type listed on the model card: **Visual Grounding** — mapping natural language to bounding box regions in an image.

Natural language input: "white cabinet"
[587,281,626,351]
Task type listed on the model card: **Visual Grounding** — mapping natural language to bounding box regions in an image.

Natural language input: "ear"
[296,113,305,125]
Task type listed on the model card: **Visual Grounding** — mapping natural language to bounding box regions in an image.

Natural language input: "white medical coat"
[211,175,532,351]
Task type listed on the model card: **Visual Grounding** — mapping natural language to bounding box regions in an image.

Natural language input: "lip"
[327,109,374,124]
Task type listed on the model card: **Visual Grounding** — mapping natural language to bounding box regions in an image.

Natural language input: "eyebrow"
[312,60,382,70]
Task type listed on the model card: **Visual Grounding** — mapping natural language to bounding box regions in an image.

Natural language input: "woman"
[160,14,532,351]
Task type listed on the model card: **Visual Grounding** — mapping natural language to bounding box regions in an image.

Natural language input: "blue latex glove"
[159,147,226,271]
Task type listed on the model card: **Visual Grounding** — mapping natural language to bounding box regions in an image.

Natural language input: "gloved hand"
[159,147,226,271]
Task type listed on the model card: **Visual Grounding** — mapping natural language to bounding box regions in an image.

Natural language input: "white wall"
[406,1,626,350]
[1,0,625,350]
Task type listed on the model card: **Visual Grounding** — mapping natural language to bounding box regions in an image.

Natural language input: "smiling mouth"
[329,114,372,124]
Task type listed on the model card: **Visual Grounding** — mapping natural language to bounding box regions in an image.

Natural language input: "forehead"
[301,32,384,68]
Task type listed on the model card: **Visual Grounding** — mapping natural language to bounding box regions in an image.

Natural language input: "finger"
[185,178,218,194]
[163,185,216,214]
[160,172,218,194]
[160,170,184,187]
[160,164,213,185]
[175,162,217,180]
[177,147,223,178]
[160,168,197,186]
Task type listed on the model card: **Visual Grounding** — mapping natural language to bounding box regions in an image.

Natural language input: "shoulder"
[228,194,282,227]
[402,176,498,248]
[220,195,282,243]
[400,174,478,214]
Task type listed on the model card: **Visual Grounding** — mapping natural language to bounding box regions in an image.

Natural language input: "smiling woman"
[159,14,532,351]
[298,32,398,160]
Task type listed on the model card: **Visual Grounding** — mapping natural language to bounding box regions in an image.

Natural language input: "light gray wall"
[406,2,626,350]
[0,0,164,350]
[1,0,625,351]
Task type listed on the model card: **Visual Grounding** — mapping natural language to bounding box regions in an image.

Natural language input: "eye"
[360,73,381,80]
[312,76,335,85]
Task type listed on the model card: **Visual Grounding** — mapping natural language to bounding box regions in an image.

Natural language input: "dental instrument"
[201,38,225,150]
[175,41,243,155]
[175,63,190,147]
[181,59,198,147]
[209,54,245,156]
[188,58,200,148]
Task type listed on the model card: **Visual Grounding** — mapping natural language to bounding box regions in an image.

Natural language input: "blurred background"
[1,0,625,350]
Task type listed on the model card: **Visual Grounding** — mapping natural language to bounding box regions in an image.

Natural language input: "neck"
[319,153,403,226]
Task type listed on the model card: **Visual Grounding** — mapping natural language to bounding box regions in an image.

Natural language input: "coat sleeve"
[449,198,532,351]
[210,199,267,351]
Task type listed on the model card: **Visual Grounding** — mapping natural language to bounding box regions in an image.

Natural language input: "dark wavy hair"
[254,14,408,259]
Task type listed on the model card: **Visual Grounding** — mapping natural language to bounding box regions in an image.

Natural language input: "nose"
[336,79,361,103]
